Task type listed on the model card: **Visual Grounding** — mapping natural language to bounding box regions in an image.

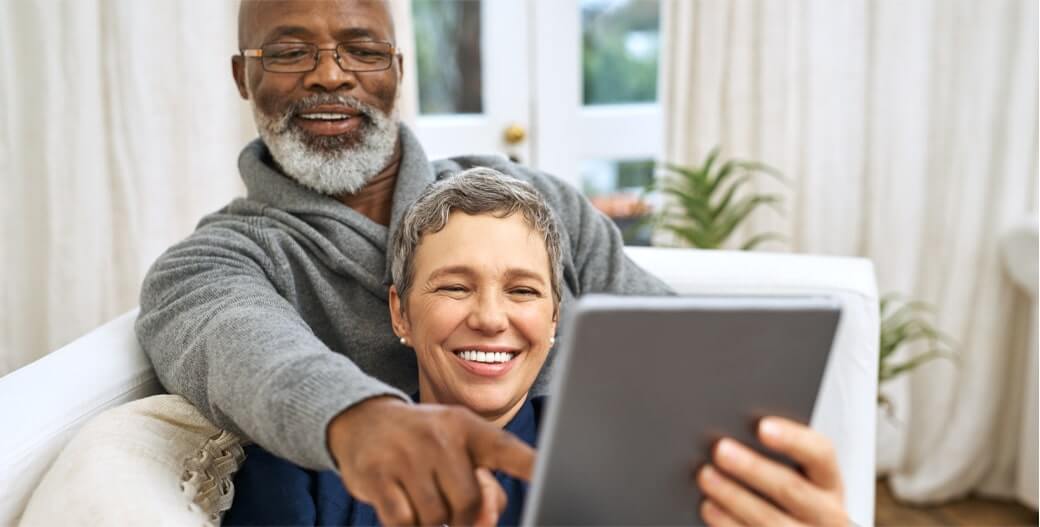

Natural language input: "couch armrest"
[624,247,879,527]
[0,309,163,525]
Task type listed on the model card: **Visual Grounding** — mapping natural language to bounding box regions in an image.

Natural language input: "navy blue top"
[224,395,545,526]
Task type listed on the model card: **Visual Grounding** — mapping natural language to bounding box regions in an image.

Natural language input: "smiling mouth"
[297,112,355,122]
[453,350,518,364]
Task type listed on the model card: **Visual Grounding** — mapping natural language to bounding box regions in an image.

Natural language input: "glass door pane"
[412,0,531,162]
[413,0,483,114]
[581,0,661,106]
[574,0,662,243]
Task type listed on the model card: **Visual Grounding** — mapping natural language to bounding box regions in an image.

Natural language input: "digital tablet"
[521,295,842,526]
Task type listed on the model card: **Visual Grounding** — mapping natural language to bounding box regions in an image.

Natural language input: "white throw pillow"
[18,395,246,527]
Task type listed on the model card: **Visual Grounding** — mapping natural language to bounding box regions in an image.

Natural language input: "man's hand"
[696,417,847,526]
[327,396,534,526]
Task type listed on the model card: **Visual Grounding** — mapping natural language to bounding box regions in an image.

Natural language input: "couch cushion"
[18,395,246,527]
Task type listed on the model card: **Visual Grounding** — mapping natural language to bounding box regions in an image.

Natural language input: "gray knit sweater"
[135,126,672,471]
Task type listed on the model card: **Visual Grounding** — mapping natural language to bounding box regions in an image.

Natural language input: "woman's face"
[390,212,557,425]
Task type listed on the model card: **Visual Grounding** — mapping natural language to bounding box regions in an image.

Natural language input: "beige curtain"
[0,0,418,377]
[661,0,1038,508]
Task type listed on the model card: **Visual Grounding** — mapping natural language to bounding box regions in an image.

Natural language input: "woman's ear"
[388,285,411,341]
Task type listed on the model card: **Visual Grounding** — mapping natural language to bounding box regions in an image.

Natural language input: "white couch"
[0,247,879,526]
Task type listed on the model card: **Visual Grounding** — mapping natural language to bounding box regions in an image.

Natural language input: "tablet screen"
[522,295,841,526]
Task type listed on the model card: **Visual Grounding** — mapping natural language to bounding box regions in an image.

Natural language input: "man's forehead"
[238,0,395,46]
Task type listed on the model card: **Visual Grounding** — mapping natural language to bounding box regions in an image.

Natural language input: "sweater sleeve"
[557,178,678,297]
[531,172,675,297]
[135,215,409,471]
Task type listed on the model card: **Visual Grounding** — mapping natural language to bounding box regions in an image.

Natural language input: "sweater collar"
[237,124,436,287]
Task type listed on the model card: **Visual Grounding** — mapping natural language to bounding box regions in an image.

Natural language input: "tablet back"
[522,295,842,526]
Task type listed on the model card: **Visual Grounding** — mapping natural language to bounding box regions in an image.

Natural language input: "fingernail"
[716,439,747,465]
[760,418,783,441]
[699,465,720,485]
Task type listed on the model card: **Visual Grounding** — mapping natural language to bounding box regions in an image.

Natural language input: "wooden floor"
[876,478,1038,526]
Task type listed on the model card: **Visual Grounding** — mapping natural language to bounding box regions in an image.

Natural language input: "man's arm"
[542,173,674,297]
[135,217,409,471]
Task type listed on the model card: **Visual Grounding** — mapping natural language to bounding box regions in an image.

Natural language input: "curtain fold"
[661,0,1038,507]
[0,0,418,376]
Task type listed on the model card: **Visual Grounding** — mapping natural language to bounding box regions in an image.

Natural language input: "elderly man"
[137,0,846,525]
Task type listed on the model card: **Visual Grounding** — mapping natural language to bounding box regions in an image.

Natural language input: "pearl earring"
[400,336,407,346]
[549,336,556,346]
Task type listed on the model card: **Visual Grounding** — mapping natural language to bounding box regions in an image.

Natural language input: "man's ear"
[231,55,250,100]
[388,285,411,341]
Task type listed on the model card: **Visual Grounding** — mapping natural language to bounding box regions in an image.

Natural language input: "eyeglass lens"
[261,42,393,72]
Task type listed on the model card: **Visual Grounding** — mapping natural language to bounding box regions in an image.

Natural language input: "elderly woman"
[224,168,847,526]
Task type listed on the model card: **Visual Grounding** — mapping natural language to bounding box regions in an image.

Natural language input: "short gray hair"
[390,168,564,312]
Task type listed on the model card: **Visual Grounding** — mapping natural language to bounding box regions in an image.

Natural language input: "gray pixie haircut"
[390,167,564,312]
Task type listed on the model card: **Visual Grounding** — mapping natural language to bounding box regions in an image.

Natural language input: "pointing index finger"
[468,422,536,481]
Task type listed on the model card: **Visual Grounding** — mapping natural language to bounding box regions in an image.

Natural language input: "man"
[137,1,846,525]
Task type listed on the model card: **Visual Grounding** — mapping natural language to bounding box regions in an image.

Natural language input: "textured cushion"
[0,309,163,525]
[18,395,246,527]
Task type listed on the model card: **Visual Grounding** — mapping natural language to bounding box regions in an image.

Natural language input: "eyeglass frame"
[239,40,401,73]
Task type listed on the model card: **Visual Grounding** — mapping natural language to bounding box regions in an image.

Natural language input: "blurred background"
[1,0,1037,521]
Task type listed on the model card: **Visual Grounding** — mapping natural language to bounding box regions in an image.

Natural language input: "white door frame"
[413,1,532,163]
[531,0,662,189]
[416,0,663,190]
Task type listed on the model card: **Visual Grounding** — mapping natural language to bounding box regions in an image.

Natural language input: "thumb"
[469,425,536,481]
[473,467,506,527]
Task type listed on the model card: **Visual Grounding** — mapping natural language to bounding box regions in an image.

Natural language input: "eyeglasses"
[240,41,398,73]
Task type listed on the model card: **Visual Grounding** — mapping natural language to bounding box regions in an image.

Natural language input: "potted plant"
[648,147,786,250]
[877,294,957,412]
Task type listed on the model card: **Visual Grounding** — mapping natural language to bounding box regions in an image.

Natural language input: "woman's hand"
[696,417,848,526]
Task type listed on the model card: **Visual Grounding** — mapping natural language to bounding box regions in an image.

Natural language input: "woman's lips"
[451,351,521,378]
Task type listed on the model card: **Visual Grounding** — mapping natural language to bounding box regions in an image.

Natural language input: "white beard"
[251,94,399,196]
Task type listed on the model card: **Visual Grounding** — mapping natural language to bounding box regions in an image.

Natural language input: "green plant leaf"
[663,163,709,194]
[876,291,960,409]
[882,300,936,322]
[882,331,939,362]
[705,159,785,197]
[729,160,785,180]
[740,232,786,250]
[714,194,784,241]
[663,223,716,248]
[651,149,786,252]
[880,349,957,382]
[705,160,739,198]
[662,188,713,227]
[880,319,948,360]
[700,147,721,184]
[709,173,754,221]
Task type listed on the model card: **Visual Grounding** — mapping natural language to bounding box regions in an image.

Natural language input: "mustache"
[268,94,379,132]
[288,94,375,118]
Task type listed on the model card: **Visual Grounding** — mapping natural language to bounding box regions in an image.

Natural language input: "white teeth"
[299,113,350,120]
[457,350,515,364]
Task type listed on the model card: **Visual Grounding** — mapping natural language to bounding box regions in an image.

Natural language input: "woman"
[225,168,847,526]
